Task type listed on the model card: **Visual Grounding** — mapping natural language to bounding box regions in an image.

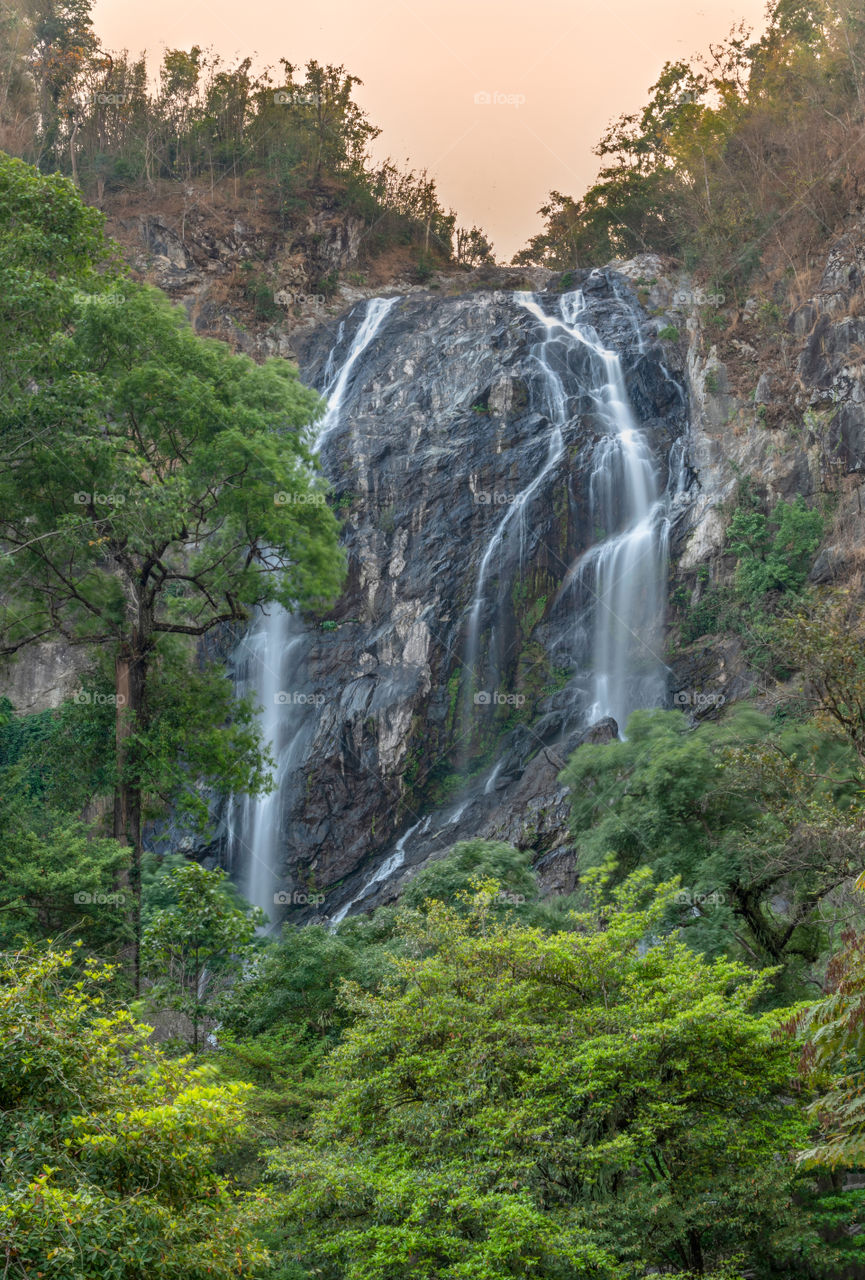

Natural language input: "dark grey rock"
[225,272,688,910]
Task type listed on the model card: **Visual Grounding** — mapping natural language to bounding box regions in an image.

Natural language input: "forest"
[3,0,865,1277]
[0,0,494,273]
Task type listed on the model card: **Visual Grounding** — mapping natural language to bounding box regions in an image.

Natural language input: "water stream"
[226,296,398,920]
[227,283,680,924]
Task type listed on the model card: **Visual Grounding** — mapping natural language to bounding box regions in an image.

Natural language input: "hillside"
[6,1,865,1277]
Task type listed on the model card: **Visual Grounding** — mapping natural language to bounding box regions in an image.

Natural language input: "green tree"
[142,862,262,1052]
[263,875,819,1279]
[0,1,37,157]
[219,918,397,1040]
[562,707,863,988]
[0,946,267,1277]
[401,837,538,913]
[0,695,130,955]
[775,591,865,768]
[514,0,865,284]
[798,919,865,1168]
[728,495,823,598]
[0,155,345,987]
[454,223,495,266]
[0,150,111,408]
[26,0,100,171]
[270,59,380,184]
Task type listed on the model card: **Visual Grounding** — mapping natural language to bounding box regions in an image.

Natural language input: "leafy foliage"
[562,707,864,990]
[775,591,865,768]
[514,0,865,286]
[142,862,262,1051]
[0,947,267,1277]
[0,3,480,265]
[677,488,823,659]
[797,924,865,1168]
[0,154,345,985]
[728,495,824,598]
[263,876,823,1280]
[0,696,129,955]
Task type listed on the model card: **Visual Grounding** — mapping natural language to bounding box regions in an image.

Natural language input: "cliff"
[6,206,865,921]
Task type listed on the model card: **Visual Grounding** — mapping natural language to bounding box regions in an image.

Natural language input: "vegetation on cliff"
[515,0,865,293]
[0,151,346,986]
[0,0,494,281]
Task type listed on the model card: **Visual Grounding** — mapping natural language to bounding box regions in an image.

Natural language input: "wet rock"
[667,637,754,717]
[225,273,687,903]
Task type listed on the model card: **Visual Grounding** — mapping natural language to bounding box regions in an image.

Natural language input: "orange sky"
[92,0,768,260]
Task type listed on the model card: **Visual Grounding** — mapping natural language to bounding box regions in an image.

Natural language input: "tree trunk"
[114,633,148,993]
[69,120,80,186]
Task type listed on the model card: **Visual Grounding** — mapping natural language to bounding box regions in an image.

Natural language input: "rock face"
[651,224,865,718]
[107,205,373,356]
[104,198,533,358]
[218,267,688,918]
[11,216,865,916]
[0,641,90,713]
[673,227,865,571]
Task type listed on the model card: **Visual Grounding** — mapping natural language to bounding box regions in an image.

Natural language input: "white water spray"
[555,297,668,732]
[316,296,399,452]
[328,815,431,926]
[461,291,575,722]
[227,297,398,919]
[461,288,668,746]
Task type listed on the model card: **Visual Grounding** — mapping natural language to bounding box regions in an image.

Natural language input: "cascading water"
[316,297,400,450]
[583,426,667,733]
[328,815,432,926]
[461,288,668,744]
[558,299,669,734]
[226,296,398,920]
[223,277,685,925]
[460,296,567,735]
[227,611,308,917]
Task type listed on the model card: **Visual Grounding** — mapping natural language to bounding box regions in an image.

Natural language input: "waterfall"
[328,815,431,925]
[224,280,680,925]
[462,288,667,743]
[227,296,398,920]
[515,290,667,735]
[316,296,400,452]
[459,292,571,752]
[227,611,314,919]
[566,306,668,733]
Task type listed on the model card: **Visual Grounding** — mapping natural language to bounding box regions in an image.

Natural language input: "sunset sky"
[92,0,768,259]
